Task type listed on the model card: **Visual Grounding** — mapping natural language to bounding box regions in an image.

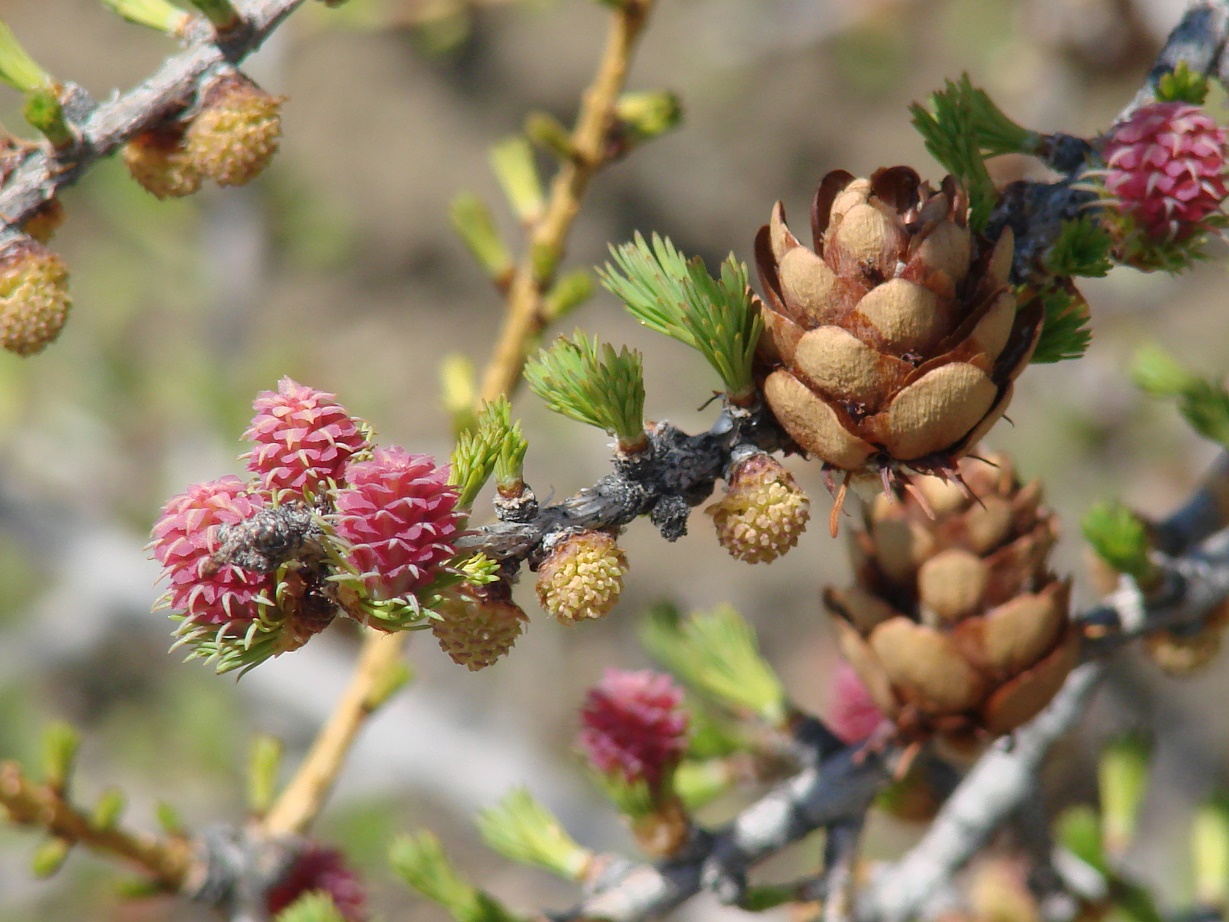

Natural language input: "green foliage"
[737,884,799,912]
[1099,733,1152,855]
[169,594,299,676]
[23,88,73,148]
[247,734,284,816]
[450,420,500,510]
[1081,501,1156,584]
[673,758,734,810]
[640,603,787,727]
[1109,208,1226,274]
[155,801,184,836]
[1056,805,1107,875]
[543,269,595,321]
[475,788,591,879]
[476,397,528,491]
[273,892,348,922]
[524,331,646,446]
[391,832,524,922]
[101,0,188,33]
[1192,793,1229,906]
[30,837,71,878]
[1029,286,1092,364]
[1045,215,1114,278]
[40,722,79,793]
[1133,346,1229,448]
[490,135,544,224]
[0,19,50,91]
[450,193,513,281]
[186,0,240,28]
[599,232,761,398]
[1156,61,1210,105]
[524,111,573,161]
[909,75,1037,233]
[613,90,683,146]
[91,788,126,831]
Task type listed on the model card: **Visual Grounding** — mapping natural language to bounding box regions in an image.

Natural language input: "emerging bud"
[1142,602,1228,676]
[579,669,689,792]
[122,124,202,199]
[536,531,627,624]
[0,239,71,356]
[432,584,529,671]
[1102,101,1228,242]
[186,72,284,187]
[241,377,370,496]
[265,842,368,922]
[333,448,463,601]
[706,452,809,563]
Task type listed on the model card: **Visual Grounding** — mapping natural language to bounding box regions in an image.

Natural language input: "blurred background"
[0,0,1226,918]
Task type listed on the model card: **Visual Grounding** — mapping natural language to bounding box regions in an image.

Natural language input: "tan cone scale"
[824,454,1077,740]
[754,167,1042,475]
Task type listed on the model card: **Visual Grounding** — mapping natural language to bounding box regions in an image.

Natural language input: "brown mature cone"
[824,454,1077,743]
[754,168,1041,484]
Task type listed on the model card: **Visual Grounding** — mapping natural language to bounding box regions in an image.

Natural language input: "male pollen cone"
[753,167,1042,482]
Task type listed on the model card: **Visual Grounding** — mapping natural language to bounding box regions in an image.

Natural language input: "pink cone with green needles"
[242,376,371,495]
[333,447,463,601]
[150,475,275,627]
[265,842,368,922]
[1103,101,1228,241]
[579,669,689,792]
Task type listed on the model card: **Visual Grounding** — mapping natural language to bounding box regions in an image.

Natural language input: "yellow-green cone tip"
[186,73,284,187]
[0,240,71,357]
[707,452,810,563]
[536,531,628,624]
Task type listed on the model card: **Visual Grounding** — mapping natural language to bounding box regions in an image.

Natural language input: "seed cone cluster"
[824,454,1076,742]
[151,379,463,670]
[706,452,810,563]
[150,475,276,627]
[536,531,628,624]
[754,168,1040,480]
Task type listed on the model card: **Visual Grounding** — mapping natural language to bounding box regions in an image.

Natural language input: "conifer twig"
[259,628,407,836]
[478,0,656,400]
[0,0,304,242]
[260,0,660,839]
[0,760,194,889]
